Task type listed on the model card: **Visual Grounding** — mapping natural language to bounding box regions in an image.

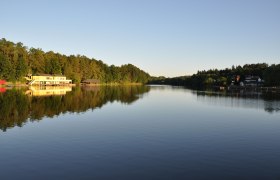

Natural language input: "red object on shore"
[0,88,6,93]
[0,80,6,85]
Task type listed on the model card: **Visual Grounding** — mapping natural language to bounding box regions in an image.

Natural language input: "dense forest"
[149,63,280,88]
[0,86,150,131]
[0,38,150,84]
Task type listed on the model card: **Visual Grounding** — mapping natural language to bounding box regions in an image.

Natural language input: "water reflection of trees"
[0,86,150,131]
[194,90,280,113]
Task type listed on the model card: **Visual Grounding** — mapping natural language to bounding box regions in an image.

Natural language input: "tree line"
[0,38,150,84]
[149,63,280,88]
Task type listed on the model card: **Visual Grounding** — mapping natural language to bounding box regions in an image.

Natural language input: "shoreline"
[1,82,144,87]
[228,85,280,93]
[3,82,279,93]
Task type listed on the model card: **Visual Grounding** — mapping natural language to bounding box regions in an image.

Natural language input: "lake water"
[0,85,280,180]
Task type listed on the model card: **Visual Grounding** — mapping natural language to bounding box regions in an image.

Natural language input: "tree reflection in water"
[0,86,150,131]
[194,90,280,113]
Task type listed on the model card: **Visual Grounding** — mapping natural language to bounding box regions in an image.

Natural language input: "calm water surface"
[0,85,280,180]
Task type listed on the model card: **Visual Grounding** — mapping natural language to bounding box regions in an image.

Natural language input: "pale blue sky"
[1,0,280,77]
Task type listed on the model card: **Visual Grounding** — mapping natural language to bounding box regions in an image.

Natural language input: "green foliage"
[70,72,81,84]
[263,64,280,86]
[16,57,28,80]
[0,38,150,84]
[0,54,8,79]
[28,48,45,73]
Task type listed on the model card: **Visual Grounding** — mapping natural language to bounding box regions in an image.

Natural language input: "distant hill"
[0,38,150,84]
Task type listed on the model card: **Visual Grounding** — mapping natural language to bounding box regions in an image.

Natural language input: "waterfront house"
[26,74,72,86]
[244,76,263,86]
[231,75,241,85]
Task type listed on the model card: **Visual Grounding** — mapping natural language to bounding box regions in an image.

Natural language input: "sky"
[1,0,280,77]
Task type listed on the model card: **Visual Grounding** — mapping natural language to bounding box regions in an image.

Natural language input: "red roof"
[0,80,6,85]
